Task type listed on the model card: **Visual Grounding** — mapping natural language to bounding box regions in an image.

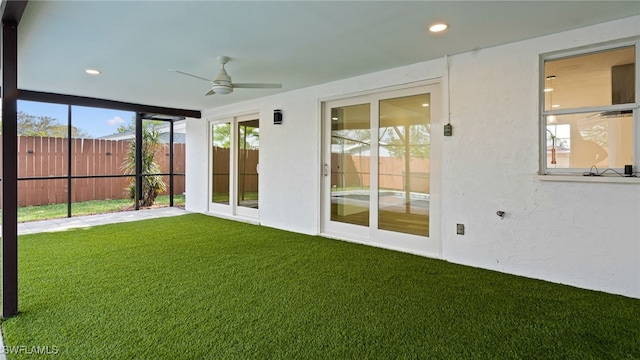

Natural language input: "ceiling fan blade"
[168,69,212,83]
[205,89,216,96]
[232,83,282,89]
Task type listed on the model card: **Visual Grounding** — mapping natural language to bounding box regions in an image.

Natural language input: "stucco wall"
[187,15,640,298]
[441,16,640,298]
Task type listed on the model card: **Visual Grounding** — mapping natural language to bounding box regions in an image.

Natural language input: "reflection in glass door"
[330,104,371,227]
[209,114,260,220]
[237,119,259,209]
[378,94,430,236]
[211,122,231,205]
[323,85,439,252]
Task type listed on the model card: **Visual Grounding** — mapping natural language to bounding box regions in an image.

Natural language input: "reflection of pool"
[337,194,370,201]
[332,191,429,215]
[238,200,259,209]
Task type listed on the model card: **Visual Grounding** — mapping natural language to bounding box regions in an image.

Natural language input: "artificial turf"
[1,213,639,359]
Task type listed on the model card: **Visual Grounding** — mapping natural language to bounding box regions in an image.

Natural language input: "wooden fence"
[331,154,430,193]
[211,146,259,196]
[0,136,185,207]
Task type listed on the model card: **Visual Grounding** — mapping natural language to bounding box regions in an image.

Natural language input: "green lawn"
[2,214,639,359]
[0,195,185,223]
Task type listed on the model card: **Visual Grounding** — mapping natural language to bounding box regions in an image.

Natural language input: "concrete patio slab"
[3,207,189,236]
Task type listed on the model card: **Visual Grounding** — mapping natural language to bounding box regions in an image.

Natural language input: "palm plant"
[121,122,166,207]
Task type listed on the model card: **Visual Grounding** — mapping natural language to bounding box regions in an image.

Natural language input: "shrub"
[121,123,166,207]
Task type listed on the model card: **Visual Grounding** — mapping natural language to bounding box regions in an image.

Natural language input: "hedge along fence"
[0,136,185,207]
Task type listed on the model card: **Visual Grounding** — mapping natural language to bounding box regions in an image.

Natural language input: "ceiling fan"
[169,56,282,96]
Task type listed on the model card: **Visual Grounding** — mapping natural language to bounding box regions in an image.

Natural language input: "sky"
[16,100,136,138]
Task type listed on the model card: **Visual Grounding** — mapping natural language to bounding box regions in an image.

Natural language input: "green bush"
[121,122,166,207]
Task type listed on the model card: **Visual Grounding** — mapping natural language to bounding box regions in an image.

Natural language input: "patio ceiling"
[14,1,640,112]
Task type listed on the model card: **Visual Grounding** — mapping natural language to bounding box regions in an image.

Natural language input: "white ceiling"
[15,1,640,113]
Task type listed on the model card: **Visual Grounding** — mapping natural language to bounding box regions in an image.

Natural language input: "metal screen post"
[67,105,72,218]
[169,120,174,207]
[2,19,19,319]
[135,113,143,210]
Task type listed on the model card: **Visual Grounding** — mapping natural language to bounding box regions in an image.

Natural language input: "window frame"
[539,38,640,176]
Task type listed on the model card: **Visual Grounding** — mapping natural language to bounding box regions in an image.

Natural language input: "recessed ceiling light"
[332,117,338,121]
[422,103,430,107]
[544,88,554,92]
[552,104,560,108]
[429,23,448,33]
[85,69,101,75]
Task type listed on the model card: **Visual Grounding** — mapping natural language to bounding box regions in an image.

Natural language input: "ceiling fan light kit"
[170,55,282,96]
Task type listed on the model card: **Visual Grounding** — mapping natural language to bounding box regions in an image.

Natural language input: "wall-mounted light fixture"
[274,109,283,125]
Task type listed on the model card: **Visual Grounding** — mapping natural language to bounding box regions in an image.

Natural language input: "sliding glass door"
[236,118,259,217]
[209,114,259,219]
[330,103,371,228]
[378,94,430,237]
[322,84,441,255]
[211,122,231,206]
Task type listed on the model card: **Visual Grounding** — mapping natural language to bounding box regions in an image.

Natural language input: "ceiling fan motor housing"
[211,67,233,94]
[214,68,232,84]
[212,84,233,94]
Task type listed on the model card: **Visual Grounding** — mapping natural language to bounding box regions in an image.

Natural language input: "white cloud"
[106,116,125,126]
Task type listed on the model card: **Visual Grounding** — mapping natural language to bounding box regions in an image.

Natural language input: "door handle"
[323,163,329,177]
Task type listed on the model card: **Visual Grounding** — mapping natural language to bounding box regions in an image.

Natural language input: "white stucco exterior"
[187,16,640,298]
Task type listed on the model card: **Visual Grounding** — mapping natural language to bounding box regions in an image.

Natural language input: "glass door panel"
[330,104,371,227]
[211,122,231,204]
[237,119,259,209]
[378,94,430,236]
[322,85,441,256]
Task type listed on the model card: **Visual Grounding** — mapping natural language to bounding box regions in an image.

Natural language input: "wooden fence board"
[1,136,185,207]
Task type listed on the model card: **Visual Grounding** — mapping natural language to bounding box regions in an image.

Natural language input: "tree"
[332,129,371,148]
[115,119,136,134]
[211,122,260,149]
[1,111,89,137]
[17,112,58,136]
[379,124,431,158]
[212,123,232,148]
[116,117,164,135]
[121,123,166,207]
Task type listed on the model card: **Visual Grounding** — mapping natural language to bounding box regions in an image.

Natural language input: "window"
[540,40,638,176]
